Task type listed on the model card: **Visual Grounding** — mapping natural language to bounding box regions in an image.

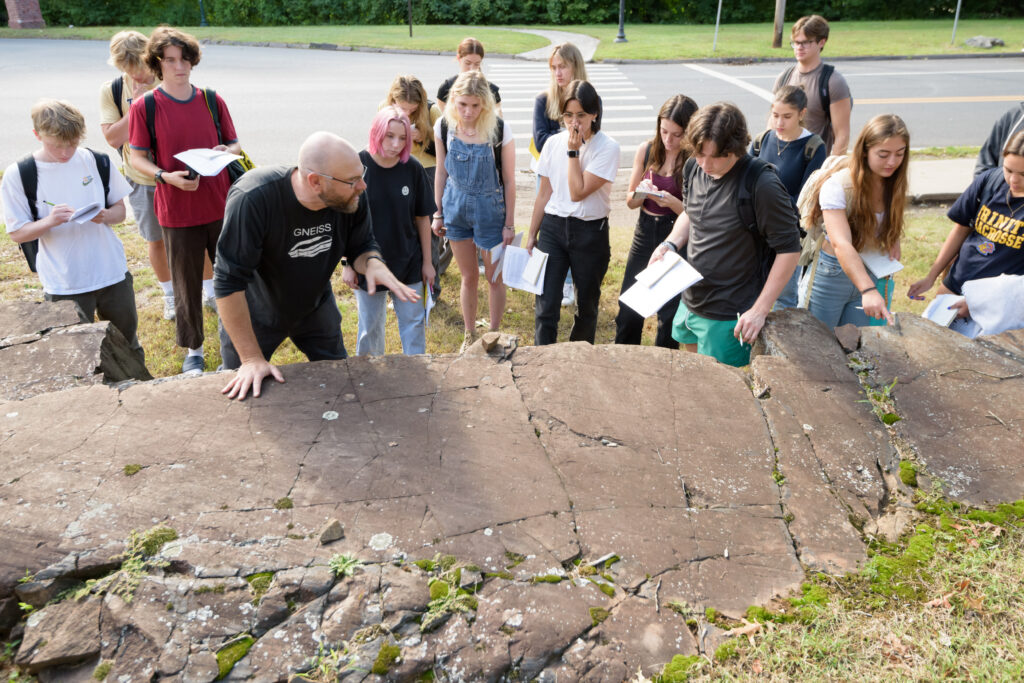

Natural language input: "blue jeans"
[354,283,426,356]
[442,135,505,250]
[806,251,873,328]
[773,267,800,310]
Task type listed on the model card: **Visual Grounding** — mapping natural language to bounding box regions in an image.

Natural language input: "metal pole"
[198,0,208,27]
[772,0,786,49]
[712,0,723,52]
[951,0,963,45]
[408,0,413,38]
[615,0,627,43]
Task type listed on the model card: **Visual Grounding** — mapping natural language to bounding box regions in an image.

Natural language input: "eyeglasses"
[561,112,593,121]
[790,40,818,48]
[308,165,367,188]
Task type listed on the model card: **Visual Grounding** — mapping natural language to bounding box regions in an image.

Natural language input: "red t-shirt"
[128,86,238,228]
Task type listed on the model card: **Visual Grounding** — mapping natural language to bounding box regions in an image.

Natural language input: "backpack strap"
[779,65,795,89]
[494,118,504,186]
[143,90,158,155]
[439,118,449,154]
[87,149,112,208]
[112,75,124,118]
[752,130,770,156]
[202,88,226,145]
[803,135,824,162]
[17,154,39,222]
[819,63,835,127]
[682,156,697,202]
[737,156,774,235]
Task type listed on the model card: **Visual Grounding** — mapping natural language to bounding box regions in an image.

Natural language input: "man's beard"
[321,190,359,214]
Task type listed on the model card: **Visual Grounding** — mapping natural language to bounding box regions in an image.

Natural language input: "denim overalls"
[442,132,505,250]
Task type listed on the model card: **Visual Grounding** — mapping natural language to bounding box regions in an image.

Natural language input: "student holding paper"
[908,130,1024,318]
[801,115,910,328]
[615,94,698,347]
[527,80,620,345]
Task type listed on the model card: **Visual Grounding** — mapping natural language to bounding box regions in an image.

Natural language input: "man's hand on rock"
[222,359,284,400]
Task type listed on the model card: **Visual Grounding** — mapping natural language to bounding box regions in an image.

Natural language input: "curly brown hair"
[684,102,750,158]
[144,27,201,80]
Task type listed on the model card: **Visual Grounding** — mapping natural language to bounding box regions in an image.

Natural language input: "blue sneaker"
[181,355,205,375]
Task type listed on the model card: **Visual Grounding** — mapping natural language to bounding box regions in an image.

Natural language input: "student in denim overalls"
[432,71,517,352]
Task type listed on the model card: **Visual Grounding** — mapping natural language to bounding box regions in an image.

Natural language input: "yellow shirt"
[99,74,159,186]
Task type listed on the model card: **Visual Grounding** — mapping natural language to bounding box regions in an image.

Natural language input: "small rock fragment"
[318,518,345,544]
[834,324,861,353]
[481,332,500,351]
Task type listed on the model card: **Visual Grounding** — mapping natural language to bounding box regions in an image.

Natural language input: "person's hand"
[47,203,74,227]
[861,288,895,325]
[212,144,229,152]
[341,264,359,290]
[165,170,199,192]
[421,262,436,291]
[365,258,420,303]
[950,297,971,319]
[502,226,515,247]
[130,79,151,101]
[567,123,583,152]
[734,307,768,346]
[649,242,671,265]
[907,277,934,301]
[525,233,537,255]
[649,192,682,213]
[90,208,108,224]
[221,359,284,400]
[431,217,446,237]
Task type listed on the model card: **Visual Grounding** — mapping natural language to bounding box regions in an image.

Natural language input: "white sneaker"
[561,282,575,307]
[202,291,218,313]
[163,294,176,320]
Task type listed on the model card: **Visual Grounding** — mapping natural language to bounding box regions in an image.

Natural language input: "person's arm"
[532,95,556,153]
[417,214,435,288]
[501,136,516,246]
[102,117,131,150]
[526,175,553,254]
[352,251,420,302]
[130,147,198,192]
[649,211,691,264]
[907,223,972,299]
[432,128,448,237]
[566,127,612,202]
[824,208,893,323]
[829,98,852,156]
[90,198,126,226]
[6,204,73,243]
[220,291,285,400]
[625,143,648,210]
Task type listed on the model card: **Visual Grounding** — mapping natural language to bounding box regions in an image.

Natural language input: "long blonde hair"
[545,43,588,122]
[385,75,432,153]
[443,71,499,143]
[810,115,910,252]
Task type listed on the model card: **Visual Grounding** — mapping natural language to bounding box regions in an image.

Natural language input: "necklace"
[1008,189,1024,220]
[462,126,478,137]
[775,133,795,156]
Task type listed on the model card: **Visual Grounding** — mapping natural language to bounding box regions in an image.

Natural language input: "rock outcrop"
[1,304,1022,681]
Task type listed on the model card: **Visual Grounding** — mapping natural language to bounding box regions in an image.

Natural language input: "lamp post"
[198,0,209,27]
[615,0,627,43]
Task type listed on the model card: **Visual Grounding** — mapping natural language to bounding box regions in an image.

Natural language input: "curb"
[599,51,1024,65]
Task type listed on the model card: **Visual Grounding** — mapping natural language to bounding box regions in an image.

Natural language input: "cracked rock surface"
[2,307,1023,681]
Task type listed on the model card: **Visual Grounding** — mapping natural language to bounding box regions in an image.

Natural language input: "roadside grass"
[913,145,981,160]
[1,19,1021,60]
[0,198,950,378]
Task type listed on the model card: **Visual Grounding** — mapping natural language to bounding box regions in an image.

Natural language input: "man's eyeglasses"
[308,165,367,188]
[790,40,817,48]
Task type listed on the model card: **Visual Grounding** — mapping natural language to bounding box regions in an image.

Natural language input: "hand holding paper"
[173,148,242,177]
[619,253,703,318]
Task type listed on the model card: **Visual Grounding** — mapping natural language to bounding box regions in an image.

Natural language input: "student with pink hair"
[343,106,435,355]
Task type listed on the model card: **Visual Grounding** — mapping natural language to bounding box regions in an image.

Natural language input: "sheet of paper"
[423,282,435,327]
[633,190,666,201]
[173,148,242,176]
[635,251,682,288]
[860,250,904,279]
[490,232,523,283]
[950,315,982,338]
[502,246,548,295]
[70,202,102,224]
[619,257,703,318]
[921,294,965,328]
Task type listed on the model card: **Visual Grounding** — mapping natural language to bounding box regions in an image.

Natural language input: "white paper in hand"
[173,148,242,176]
[502,246,548,295]
[490,232,523,283]
[921,294,964,328]
[70,202,102,224]
[619,255,702,318]
[860,250,904,279]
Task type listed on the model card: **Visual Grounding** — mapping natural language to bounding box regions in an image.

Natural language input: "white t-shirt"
[820,170,884,225]
[537,130,619,220]
[2,148,131,295]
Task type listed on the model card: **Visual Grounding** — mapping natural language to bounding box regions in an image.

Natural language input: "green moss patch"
[216,635,254,680]
[657,654,703,681]
[589,606,611,626]
[900,460,919,487]
[371,643,401,675]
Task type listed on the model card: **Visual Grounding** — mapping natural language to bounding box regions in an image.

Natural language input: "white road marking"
[682,63,773,102]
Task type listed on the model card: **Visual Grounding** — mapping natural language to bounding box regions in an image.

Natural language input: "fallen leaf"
[724,618,763,646]
[924,592,955,609]
[965,595,984,611]
[955,579,971,592]
[752,659,763,674]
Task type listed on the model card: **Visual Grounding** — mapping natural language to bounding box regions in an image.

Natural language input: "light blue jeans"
[806,251,891,328]
[773,267,800,310]
[354,283,426,356]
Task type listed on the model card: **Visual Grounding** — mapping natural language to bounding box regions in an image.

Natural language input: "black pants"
[614,211,680,348]
[219,289,347,369]
[534,213,610,346]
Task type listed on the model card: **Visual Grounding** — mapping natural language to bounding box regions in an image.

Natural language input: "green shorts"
[671,303,751,367]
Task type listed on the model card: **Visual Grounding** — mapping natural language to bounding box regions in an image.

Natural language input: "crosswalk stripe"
[503,95,647,104]
[504,104,653,113]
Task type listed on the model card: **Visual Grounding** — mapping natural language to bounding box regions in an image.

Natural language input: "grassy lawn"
[1,18,1021,60]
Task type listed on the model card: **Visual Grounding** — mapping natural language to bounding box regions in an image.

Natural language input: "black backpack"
[684,155,790,287]
[16,149,112,272]
[438,117,505,186]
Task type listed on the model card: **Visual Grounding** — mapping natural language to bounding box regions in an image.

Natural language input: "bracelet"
[432,214,443,221]
[859,286,876,295]
[660,240,678,253]
[366,254,386,266]
[503,226,514,231]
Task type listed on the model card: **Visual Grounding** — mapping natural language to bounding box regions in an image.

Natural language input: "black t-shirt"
[682,156,802,320]
[358,150,435,288]
[944,168,1024,294]
[214,165,380,330]
[437,74,501,105]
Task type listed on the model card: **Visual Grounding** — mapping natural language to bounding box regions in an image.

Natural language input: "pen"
[736,312,747,348]
[43,200,56,206]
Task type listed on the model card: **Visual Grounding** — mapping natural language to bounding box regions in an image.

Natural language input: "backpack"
[779,63,850,136]
[143,87,254,184]
[439,117,505,186]
[794,156,853,307]
[683,155,787,287]
[751,129,825,163]
[16,149,112,273]
[111,75,125,118]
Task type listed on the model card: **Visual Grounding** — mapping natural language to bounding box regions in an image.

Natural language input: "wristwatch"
[155,169,165,184]
[567,150,579,158]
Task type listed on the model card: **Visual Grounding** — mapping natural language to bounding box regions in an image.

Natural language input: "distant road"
[1,39,1020,170]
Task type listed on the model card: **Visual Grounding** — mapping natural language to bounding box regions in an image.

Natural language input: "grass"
[913,145,981,160]
[0,195,958,377]
[1,19,1021,60]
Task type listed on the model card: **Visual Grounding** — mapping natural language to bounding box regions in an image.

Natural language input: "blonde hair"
[545,43,588,122]
[31,99,86,144]
[107,30,148,73]
[443,71,499,143]
[385,75,432,153]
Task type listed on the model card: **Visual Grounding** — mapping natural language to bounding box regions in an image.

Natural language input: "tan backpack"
[795,156,854,306]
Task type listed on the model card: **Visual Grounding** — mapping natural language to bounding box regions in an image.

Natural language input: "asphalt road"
[1,38,1021,171]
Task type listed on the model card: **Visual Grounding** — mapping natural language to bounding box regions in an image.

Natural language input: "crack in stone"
[749,392,803,568]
